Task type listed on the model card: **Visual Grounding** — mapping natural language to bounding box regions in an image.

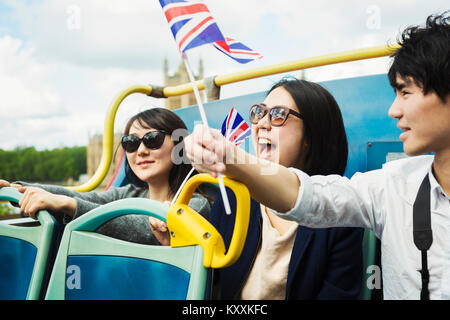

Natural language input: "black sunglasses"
[249,104,303,127]
[121,130,169,153]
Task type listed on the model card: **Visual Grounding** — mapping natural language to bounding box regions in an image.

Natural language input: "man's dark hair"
[388,11,450,101]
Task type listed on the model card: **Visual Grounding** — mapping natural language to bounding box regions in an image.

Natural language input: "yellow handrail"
[167,174,251,268]
[71,43,400,191]
[162,43,400,96]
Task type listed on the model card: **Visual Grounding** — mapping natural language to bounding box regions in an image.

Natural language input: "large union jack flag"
[214,37,263,64]
[159,0,229,53]
[221,107,251,146]
[159,0,262,63]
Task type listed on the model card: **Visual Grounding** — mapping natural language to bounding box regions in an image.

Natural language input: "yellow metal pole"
[163,43,400,96]
[163,79,205,97]
[69,85,153,192]
[215,43,400,86]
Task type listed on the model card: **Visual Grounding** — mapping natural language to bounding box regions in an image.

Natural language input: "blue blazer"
[210,189,363,300]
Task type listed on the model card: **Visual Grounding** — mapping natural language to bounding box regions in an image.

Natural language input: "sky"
[0,0,448,150]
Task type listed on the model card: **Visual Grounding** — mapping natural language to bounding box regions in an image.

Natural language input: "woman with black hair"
[184,78,363,299]
[0,108,211,245]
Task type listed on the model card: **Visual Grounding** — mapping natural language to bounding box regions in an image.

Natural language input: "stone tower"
[163,57,205,110]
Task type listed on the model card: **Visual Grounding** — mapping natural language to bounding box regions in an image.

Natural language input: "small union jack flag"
[213,37,263,64]
[221,108,251,146]
[159,0,229,53]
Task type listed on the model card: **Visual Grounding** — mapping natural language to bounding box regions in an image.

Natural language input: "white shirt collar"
[428,165,450,211]
[428,165,450,197]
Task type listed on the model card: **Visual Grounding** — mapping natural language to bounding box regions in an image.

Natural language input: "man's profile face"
[388,74,450,157]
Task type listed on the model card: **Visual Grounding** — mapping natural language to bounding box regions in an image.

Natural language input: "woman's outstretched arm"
[184,125,300,213]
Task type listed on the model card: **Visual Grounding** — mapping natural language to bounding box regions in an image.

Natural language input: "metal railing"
[70,43,400,192]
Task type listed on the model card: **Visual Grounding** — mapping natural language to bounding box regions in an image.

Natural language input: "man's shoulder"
[381,154,433,174]
[380,155,433,196]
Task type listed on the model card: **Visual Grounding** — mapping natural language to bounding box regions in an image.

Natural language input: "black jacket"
[210,189,363,299]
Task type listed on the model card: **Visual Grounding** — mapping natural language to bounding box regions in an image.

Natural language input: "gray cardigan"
[17,182,211,245]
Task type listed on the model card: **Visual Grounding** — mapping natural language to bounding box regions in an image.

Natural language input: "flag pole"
[181,52,232,215]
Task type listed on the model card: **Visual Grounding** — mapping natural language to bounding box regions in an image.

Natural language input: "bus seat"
[0,187,59,300]
[44,198,206,300]
[45,174,250,300]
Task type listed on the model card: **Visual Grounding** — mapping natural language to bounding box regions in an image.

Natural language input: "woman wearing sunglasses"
[184,78,363,299]
[0,108,211,245]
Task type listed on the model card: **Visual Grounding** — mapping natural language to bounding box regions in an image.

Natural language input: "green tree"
[0,146,87,183]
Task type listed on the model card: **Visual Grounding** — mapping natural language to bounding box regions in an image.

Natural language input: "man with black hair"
[185,11,450,299]
[271,11,450,300]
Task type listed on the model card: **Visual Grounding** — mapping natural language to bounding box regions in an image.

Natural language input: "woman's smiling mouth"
[137,160,155,168]
[258,137,276,159]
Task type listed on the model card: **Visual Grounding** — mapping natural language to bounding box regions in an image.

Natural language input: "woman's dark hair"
[268,78,348,176]
[123,108,191,197]
[388,11,450,102]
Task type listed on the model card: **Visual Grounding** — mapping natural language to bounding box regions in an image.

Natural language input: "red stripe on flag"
[228,50,261,56]
[214,40,230,51]
[226,108,234,133]
[178,15,213,50]
[164,4,209,24]
[229,124,249,141]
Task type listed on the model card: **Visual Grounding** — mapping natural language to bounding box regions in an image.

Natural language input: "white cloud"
[0,34,166,150]
[0,36,61,120]
[1,0,449,151]
[6,0,178,69]
[87,67,167,134]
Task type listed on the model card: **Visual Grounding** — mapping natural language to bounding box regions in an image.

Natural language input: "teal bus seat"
[65,255,191,299]
[45,198,207,300]
[0,187,58,300]
[360,229,377,300]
